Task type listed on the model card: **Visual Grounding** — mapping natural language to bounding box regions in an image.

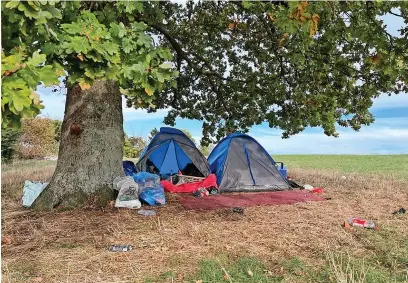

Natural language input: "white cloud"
[371,93,408,109]
[251,126,408,154]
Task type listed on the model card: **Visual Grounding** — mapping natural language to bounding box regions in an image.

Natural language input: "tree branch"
[144,21,248,84]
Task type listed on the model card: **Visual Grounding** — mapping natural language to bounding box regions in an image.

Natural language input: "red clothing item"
[161,174,218,193]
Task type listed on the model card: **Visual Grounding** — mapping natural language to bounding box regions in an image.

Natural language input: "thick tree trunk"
[34,80,124,210]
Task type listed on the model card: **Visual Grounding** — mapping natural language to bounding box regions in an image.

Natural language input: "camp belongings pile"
[20,127,294,209]
[114,171,166,209]
[124,127,294,196]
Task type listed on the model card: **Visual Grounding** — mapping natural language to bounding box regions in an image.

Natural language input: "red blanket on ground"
[161,174,218,193]
[179,190,325,210]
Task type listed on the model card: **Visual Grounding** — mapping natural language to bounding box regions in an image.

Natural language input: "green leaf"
[19,3,41,19]
[26,51,46,67]
[60,22,85,35]
[12,91,32,111]
[156,72,167,83]
[6,77,27,89]
[38,66,59,86]
[136,33,152,47]
[143,83,155,96]
[134,1,144,12]
[47,6,62,19]
[242,0,254,9]
[122,38,135,53]
[70,36,90,53]
[110,22,126,38]
[18,69,39,89]
[131,64,145,74]
[35,10,53,25]
[159,63,172,69]
[5,1,20,9]
[157,48,173,60]
[27,1,40,11]
[131,22,147,31]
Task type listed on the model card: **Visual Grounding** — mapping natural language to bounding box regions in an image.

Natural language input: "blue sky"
[38,11,408,155]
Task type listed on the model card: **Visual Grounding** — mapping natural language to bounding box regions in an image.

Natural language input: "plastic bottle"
[347,218,377,229]
[138,209,156,216]
[109,245,132,252]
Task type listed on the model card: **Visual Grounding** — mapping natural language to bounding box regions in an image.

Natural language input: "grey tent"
[208,133,290,192]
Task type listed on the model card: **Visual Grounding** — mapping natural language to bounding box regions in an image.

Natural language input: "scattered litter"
[393,207,406,215]
[22,181,48,207]
[345,218,378,230]
[113,176,141,209]
[44,156,57,160]
[232,207,244,214]
[193,187,218,198]
[303,184,314,191]
[311,187,325,194]
[108,245,132,252]
[341,176,347,180]
[138,209,156,216]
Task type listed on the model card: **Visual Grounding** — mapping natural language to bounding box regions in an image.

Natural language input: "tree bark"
[34,80,124,210]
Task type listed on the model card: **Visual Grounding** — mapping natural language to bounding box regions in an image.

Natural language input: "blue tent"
[137,127,210,177]
[208,133,290,192]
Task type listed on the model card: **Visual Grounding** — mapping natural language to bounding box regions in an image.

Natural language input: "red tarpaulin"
[179,190,325,210]
[161,174,218,193]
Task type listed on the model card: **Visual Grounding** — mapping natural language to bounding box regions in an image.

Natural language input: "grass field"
[2,156,408,283]
[274,155,408,180]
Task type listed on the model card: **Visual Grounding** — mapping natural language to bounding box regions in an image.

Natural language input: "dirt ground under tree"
[2,162,408,283]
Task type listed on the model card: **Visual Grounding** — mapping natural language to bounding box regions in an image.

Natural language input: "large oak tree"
[1,1,407,209]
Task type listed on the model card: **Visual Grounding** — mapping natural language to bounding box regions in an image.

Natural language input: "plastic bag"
[133,172,160,189]
[133,172,166,206]
[122,161,137,176]
[22,181,48,207]
[139,185,166,206]
[113,176,141,209]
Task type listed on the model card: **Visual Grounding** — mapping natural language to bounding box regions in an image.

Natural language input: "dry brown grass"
[2,166,408,283]
[1,164,55,212]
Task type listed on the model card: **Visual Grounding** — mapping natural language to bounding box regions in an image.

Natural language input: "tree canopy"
[1,1,178,128]
[2,1,407,144]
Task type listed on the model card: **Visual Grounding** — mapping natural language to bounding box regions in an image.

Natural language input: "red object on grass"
[312,187,325,194]
[179,190,325,210]
[161,174,218,193]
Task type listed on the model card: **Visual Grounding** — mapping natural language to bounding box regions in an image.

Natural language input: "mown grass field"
[274,154,408,180]
[2,156,408,283]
